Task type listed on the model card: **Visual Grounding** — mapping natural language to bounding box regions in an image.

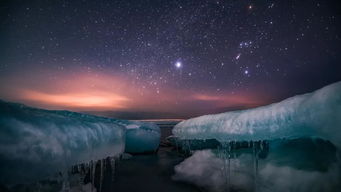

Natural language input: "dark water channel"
[104,122,200,192]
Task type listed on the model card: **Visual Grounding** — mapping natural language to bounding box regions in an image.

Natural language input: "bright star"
[175,61,182,68]
[244,70,249,74]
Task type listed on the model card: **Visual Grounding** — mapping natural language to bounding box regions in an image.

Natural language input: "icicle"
[253,141,259,192]
[183,140,186,153]
[110,157,116,182]
[93,160,97,191]
[183,140,188,155]
[76,164,84,190]
[188,140,192,154]
[90,160,96,192]
[187,140,192,154]
[37,182,41,192]
[61,171,70,192]
[58,167,71,192]
[219,141,231,192]
[89,161,93,192]
[175,139,179,154]
[183,140,186,154]
[99,159,104,192]
[227,141,232,192]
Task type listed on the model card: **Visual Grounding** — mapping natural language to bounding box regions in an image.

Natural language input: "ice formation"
[173,81,341,147]
[123,122,160,153]
[0,100,160,185]
[171,82,341,192]
[173,149,340,192]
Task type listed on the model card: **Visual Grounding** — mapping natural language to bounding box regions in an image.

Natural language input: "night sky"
[0,0,340,119]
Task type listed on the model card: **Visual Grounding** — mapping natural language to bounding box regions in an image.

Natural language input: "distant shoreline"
[135,119,184,122]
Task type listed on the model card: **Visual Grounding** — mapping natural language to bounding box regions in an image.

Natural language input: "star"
[175,61,182,68]
[0,0,339,120]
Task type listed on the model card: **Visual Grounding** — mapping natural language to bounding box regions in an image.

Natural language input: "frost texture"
[0,100,158,185]
[173,81,341,147]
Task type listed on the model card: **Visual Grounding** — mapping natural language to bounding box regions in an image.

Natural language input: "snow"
[173,81,341,147]
[0,100,160,185]
[125,124,140,129]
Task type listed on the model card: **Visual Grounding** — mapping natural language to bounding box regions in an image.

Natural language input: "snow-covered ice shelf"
[171,82,341,192]
[173,81,341,147]
[0,100,160,185]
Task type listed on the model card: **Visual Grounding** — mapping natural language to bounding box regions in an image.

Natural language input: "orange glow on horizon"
[22,90,130,109]
[193,93,263,107]
[0,70,269,113]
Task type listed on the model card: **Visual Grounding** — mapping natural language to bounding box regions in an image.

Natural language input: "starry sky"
[0,0,340,119]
